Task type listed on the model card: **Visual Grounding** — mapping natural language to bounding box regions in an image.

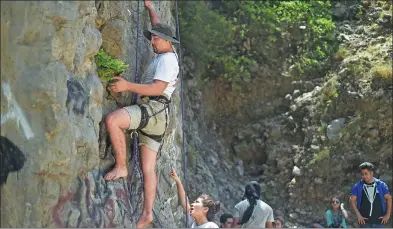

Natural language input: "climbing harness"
[174,0,189,227]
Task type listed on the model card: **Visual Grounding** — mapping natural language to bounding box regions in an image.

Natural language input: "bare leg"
[136,145,157,228]
[104,109,131,180]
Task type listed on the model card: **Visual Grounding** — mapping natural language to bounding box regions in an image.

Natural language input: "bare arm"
[109,77,168,96]
[349,195,361,218]
[340,203,349,219]
[266,208,274,228]
[385,194,392,216]
[350,195,368,225]
[266,221,273,228]
[170,168,190,212]
[382,194,392,223]
[126,80,168,96]
[144,0,160,25]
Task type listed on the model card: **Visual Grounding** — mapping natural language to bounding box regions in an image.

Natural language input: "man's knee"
[105,113,117,129]
[105,109,130,130]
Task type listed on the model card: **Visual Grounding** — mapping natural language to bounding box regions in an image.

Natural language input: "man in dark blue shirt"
[350,162,392,228]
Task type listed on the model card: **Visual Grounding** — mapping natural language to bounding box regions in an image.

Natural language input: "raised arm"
[144,0,160,25]
[340,203,349,219]
[170,168,190,212]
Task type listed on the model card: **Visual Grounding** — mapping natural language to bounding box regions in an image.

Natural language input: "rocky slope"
[1,1,185,227]
[1,1,392,228]
[183,1,392,227]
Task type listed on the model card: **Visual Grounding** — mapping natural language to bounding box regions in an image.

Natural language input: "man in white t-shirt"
[232,181,274,228]
[103,1,179,228]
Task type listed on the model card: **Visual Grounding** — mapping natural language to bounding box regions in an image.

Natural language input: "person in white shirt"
[170,168,220,228]
[232,181,274,228]
[103,1,179,228]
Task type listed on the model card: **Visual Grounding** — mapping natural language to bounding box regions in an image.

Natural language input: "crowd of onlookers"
[170,162,392,228]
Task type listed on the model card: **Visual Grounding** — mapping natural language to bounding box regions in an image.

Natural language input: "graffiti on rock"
[1,82,35,140]
[66,79,89,116]
[0,136,27,185]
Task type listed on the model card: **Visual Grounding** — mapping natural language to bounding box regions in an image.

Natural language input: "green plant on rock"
[307,148,331,168]
[95,49,128,82]
[318,123,328,136]
[179,0,336,88]
[371,63,393,80]
[333,46,350,61]
[321,77,339,105]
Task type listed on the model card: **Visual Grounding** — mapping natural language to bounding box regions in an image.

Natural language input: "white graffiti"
[1,82,35,140]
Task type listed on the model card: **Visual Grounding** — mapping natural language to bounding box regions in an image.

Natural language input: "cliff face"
[1,1,184,227]
[1,1,392,228]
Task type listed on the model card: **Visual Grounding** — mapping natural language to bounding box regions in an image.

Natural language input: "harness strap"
[138,105,149,130]
[139,100,170,142]
[136,95,170,132]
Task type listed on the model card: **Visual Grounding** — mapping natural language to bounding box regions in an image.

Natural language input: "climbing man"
[104,0,179,228]
[349,162,392,228]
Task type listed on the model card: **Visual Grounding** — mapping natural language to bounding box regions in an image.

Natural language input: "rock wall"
[1,1,184,227]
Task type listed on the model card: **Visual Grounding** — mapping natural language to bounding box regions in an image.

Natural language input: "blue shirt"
[350,178,390,215]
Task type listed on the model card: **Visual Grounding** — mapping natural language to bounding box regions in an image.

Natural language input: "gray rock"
[290,104,297,111]
[310,144,320,153]
[293,89,301,98]
[339,33,350,41]
[376,36,387,43]
[289,213,299,219]
[377,18,389,25]
[333,3,347,19]
[235,160,244,176]
[293,166,302,176]
[314,177,324,185]
[327,118,346,140]
[383,13,392,21]
[0,1,184,228]
[380,174,392,184]
[100,19,126,58]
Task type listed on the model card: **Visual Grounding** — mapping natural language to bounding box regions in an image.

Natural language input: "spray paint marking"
[1,82,34,140]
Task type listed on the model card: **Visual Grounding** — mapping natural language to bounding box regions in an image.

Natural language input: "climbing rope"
[130,0,143,182]
[128,1,165,228]
[129,0,145,222]
[174,0,188,227]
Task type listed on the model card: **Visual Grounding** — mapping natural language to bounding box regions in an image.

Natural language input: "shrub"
[372,64,393,80]
[95,49,128,82]
[179,0,336,88]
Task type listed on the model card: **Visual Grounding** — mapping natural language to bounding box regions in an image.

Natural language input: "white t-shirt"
[187,214,219,228]
[233,199,274,228]
[142,52,179,99]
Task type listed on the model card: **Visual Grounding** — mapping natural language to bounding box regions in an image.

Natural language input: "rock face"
[1,1,392,228]
[1,1,184,227]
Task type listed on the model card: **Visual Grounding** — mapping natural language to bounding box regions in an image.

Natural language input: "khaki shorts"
[123,99,168,152]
